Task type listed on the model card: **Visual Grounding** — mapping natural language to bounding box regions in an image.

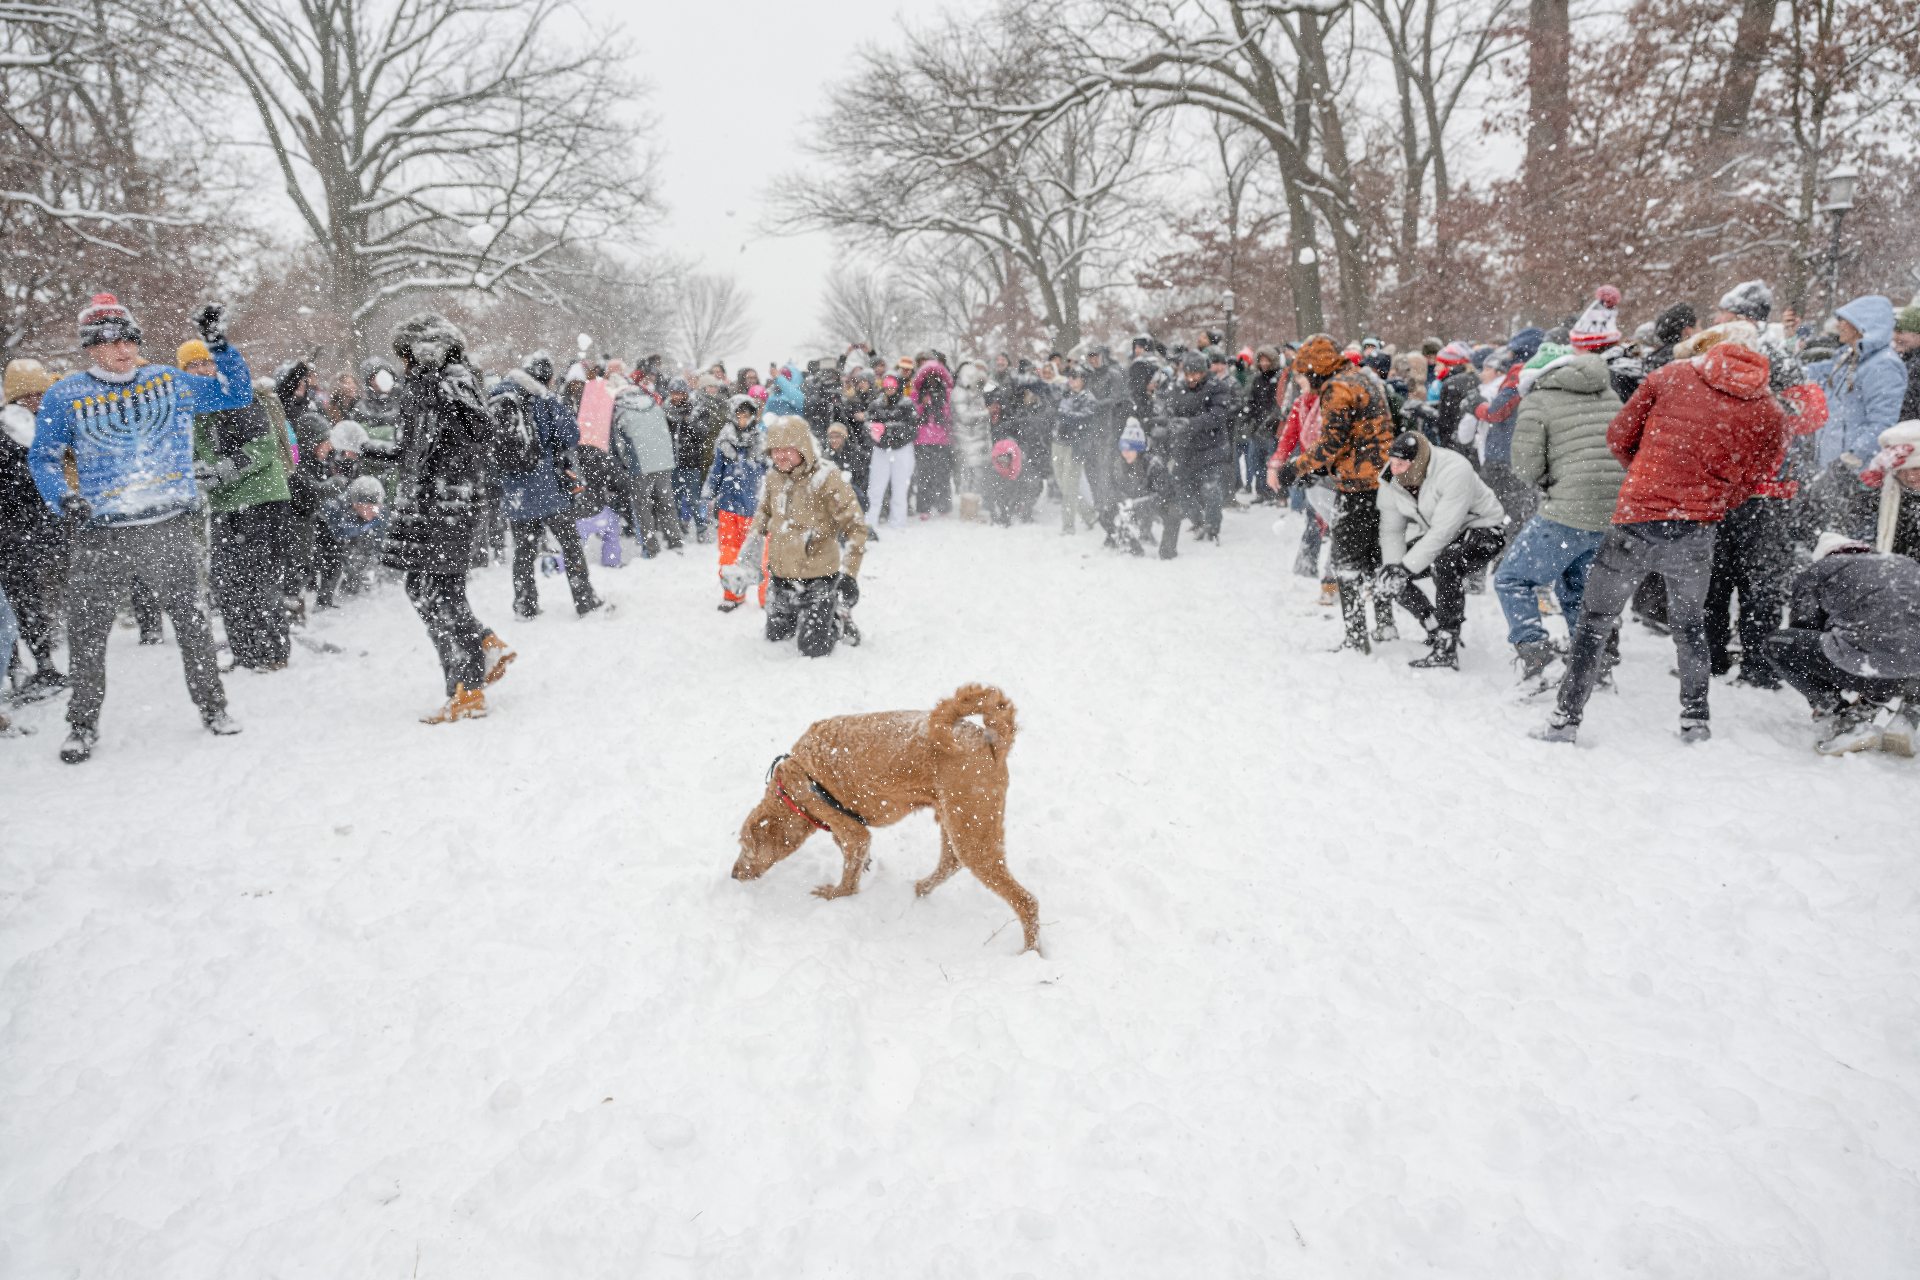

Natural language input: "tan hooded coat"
[747,415,868,580]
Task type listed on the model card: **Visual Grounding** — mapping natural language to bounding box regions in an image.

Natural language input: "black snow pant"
[629,469,683,554]
[1705,497,1792,682]
[509,515,596,617]
[404,571,488,695]
[1762,628,1919,715]
[66,516,227,731]
[912,443,953,515]
[766,575,840,658]
[129,573,164,640]
[0,539,62,678]
[210,502,291,669]
[313,521,343,606]
[1391,526,1508,634]
[1329,488,1391,642]
[1174,462,1224,539]
[1556,520,1716,726]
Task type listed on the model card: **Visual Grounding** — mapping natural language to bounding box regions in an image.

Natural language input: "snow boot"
[1678,717,1711,745]
[717,598,742,613]
[0,710,30,738]
[60,725,97,763]
[422,683,487,724]
[1334,581,1370,654]
[1317,581,1338,607]
[1409,629,1459,669]
[1817,702,1883,756]
[13,668,67,704]
[482,633,516,685]
[203,709,243,735]
[1530,712,1578,744]
[1514,640,1557,682]
[1880,701,1916,757]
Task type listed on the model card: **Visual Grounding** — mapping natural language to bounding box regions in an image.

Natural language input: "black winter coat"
[1245,365,1284,440]
[664,397,706,471]
[1161,373,1235,468]
[378,363,495,574]
[0,422,62,564]
[1788,550,1920,678]
[1084,362,1125,436]
[871,391,917,450]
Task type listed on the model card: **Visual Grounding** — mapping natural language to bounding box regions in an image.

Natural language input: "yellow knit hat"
[176,338,213,367]
[3,358,56,404]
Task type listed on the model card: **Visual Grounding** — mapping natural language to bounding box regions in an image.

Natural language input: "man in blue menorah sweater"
[30,293,254,763]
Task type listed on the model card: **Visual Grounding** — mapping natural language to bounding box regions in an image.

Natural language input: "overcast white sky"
[578,0,994,370]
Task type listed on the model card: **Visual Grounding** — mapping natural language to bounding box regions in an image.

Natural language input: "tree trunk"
[1704,0,1775,187]
[1520,0,1570,324]
[1298,12,1369,339]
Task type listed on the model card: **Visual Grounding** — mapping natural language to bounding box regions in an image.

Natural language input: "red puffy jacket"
[1607,344,1787,524]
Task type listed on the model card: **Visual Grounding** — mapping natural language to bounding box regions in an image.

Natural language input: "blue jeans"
[1493,517,1605,644]
[672,467,710,536]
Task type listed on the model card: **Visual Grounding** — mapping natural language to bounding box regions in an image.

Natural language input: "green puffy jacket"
[192,394,293,515]
[1510,354,1626,532]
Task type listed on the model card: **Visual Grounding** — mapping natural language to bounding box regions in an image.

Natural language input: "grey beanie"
[1179,349,1209,373]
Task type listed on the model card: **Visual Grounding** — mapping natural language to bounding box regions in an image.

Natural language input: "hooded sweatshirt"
[1607,343,1787,524]
[1510,353,1627,532]
[746,415,868,581]
[1805,295,1909,469]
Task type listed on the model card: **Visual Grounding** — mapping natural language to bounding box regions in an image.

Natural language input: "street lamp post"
[1820,167,1858,320]
[1222,288,1236,353]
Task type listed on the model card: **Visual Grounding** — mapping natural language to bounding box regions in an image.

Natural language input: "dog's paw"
[913,879,938,898]
[812,884,856,900]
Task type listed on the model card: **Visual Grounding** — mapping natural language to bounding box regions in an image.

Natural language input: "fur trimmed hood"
[391,312,467,373]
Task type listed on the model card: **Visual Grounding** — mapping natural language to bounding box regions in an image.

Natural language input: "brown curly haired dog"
[731,683,1040,953]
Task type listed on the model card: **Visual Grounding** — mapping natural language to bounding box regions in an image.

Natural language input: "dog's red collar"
[775,777,831,832]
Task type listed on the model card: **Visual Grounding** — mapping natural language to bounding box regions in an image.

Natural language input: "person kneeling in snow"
[322,475,389,599]
[1375,431,1509,668]
[730,415,866,656]
[1762,532,1920,756]
[1104,418,1176,558]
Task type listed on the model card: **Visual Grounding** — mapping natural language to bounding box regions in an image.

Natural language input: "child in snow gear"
[705,395,768,611]
[1104,418,1177,557]
[734,416,867,657]
[363,312,509,722]
[1762,532,1920,756]
[30,296,251,762]
[1376,431,1508,668]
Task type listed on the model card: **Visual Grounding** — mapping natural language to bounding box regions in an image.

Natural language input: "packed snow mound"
[3,506,1916,1278]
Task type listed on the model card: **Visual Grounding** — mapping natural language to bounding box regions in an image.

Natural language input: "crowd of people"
[2,278,1918,762]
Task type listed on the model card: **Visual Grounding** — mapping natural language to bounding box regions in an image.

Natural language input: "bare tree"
[775,0,1161,352]
[186,0,658,355]
[815,266,934,357]
[2,0,245,356]
[673,273,752,371]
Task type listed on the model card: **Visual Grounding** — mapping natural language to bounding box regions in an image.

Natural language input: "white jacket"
[1376,446,1506,573]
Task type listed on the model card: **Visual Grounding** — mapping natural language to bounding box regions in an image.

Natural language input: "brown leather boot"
[422,683,487,724]
[481,632,516,685]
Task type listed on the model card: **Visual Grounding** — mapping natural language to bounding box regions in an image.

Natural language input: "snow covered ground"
[3,501,1917,1278]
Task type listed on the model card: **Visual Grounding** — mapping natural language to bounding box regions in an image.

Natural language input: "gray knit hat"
[1718,280,1772,323]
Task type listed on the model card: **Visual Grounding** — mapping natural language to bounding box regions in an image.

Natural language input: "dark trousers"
[210,503,291,668]
[1329,488,1382,578]
[1175,463,1224,538]
[1392,526,1507,633]
[509,516,595,616]
[766,575,840,658]
[404,571,487,695]
[1762,629,1917,714]
[1556,521,1716,724]
[313,521,343,605]
[1705,497,1791,680]
[628,469,683,553]
[130,573,164,640]
[66,516,226,730]
[912,443,953,514]
[0,541,62,675]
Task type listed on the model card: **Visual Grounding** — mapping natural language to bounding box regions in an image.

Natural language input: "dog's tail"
[928,683,1018,760]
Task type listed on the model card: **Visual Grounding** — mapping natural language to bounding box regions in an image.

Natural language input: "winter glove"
[439,362,484,413]
[61,494,93,524]
[837,574,859,608]
[193,458,241,488]
[1378,563,1412,596]
[1272,459,1299,491]
[719,563,755,594]
[193,301,229,352]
